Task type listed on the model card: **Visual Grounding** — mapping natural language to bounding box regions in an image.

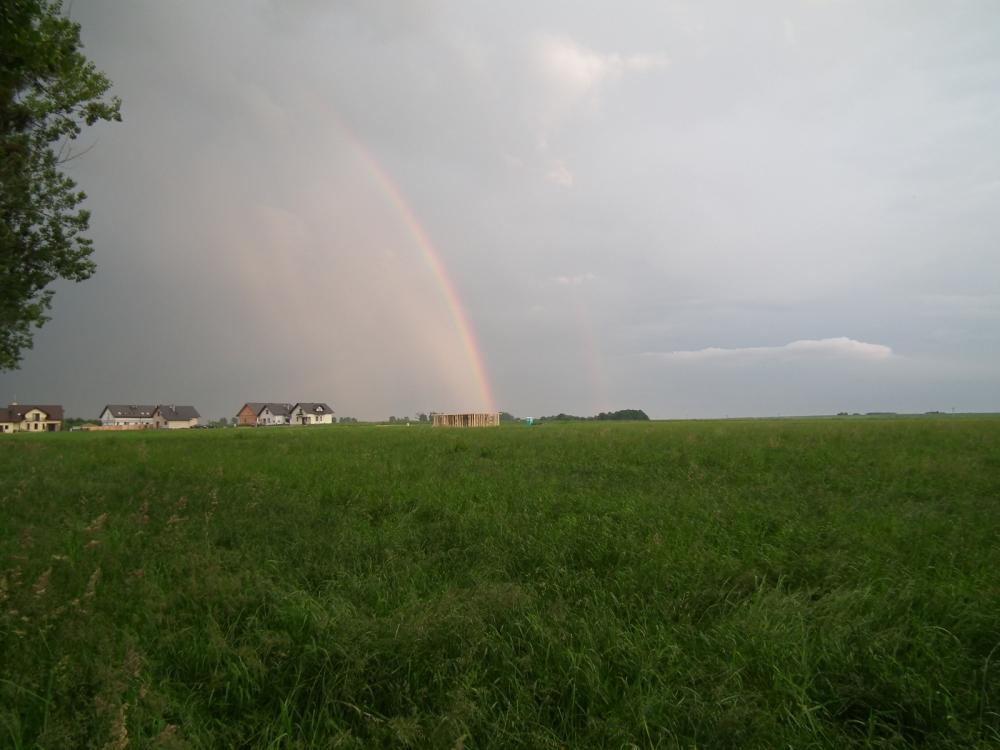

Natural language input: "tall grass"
[2,417,999,747]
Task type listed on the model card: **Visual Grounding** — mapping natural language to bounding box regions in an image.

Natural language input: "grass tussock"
[1,417,1000,748]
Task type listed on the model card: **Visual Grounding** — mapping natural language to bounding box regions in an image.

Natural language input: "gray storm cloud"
[1,0,997,420]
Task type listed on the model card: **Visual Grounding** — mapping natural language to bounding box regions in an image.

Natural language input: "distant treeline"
[535,409,650,422]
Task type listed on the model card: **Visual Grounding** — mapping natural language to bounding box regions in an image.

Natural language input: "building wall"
[8,420,60,432]
[258,407,288,426]
[101,409,154,427]
[80,424,150,431]
[291,409,333,425]
[237,405,258,426]
[432,413,501,427]
[15,409,62,432]
[152,412,197,429]
[291,408,333,425]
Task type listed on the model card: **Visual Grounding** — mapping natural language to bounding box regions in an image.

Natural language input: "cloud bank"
[649,338,894,362]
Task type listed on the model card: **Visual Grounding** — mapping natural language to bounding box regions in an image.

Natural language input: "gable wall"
[237,405,258,426]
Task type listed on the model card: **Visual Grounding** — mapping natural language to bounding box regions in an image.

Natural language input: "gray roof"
[293,403,333,415]
[154,405,200,421]
[242,402,292,416]
[263,403,293,416]
[103,404,156,418]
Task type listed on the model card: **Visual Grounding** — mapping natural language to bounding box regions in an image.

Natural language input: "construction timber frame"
[432,413,501,427]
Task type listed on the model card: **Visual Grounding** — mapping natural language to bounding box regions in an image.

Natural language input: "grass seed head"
[152,725,178,745]
[86,514,108,534]
[123,647,142,679]
[84,568,101,601]
[32,567,52,597]
[102,702,129,750]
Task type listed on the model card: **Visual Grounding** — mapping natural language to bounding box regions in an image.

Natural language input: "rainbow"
[333,121,496,413]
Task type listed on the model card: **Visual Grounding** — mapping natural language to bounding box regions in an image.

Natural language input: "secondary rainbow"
[570,286,609,414]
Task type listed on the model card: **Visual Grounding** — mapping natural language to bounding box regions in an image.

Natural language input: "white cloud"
[555,272,595,285]
[527,34,667,186]
[544,159,574,186]
[531,34,668,113]
[534,34,619,103]
[648,337,894,361]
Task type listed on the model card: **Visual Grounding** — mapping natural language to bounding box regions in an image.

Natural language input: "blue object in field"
[525,418,534,425]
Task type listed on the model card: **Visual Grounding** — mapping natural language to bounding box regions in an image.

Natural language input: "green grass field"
[2,417,999,748]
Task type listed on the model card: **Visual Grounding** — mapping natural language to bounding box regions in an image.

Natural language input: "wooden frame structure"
[432,412,501,427]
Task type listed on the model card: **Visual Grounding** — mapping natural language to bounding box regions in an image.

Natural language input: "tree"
[1,0,121,371]
[595,409,649,421]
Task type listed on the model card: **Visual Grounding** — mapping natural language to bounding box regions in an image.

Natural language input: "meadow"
[1,417,999,749]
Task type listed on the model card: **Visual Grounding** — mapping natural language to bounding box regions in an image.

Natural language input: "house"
[151,405,200,429]
[236,403,293,426]
[0,404,64,433]
[100,405,156,427]
[289,403,334,426]
[258,403,292,426]
[237,403,263,426]
[432,413,501,427]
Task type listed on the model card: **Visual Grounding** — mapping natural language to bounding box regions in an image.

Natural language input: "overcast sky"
[3,0,999,421]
